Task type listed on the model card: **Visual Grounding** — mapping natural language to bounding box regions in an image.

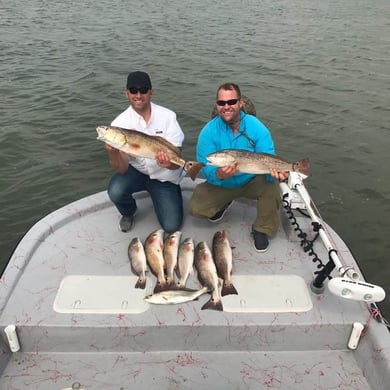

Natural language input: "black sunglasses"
[128,86,150,94]
[216,99,239,106]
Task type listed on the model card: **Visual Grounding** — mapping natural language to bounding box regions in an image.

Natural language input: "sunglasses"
[128,86,150,94]
[216,99,239,106]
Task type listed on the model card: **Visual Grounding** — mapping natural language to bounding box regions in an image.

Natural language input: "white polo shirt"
[111,102,185,184]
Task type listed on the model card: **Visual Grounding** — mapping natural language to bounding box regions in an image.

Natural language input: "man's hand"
[216,164,238,179]
[269,168,289,182]
[156,151,178,170]
[105,143,128,173]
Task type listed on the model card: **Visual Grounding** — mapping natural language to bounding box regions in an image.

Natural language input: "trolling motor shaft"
[282,172,385,303]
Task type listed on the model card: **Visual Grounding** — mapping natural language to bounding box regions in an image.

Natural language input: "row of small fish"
[128,229,238,311]
[128,230,194,293]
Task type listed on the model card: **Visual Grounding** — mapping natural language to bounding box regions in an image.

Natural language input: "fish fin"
[184,161,204,180]
[135,278,146,290]
[153,136,182,155]
[294,158,310,176]
[175,267,181,278]
[201,298,223,311]
[221,283,238,297]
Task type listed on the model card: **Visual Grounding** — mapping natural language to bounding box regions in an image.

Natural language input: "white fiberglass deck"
[1,178,389,390]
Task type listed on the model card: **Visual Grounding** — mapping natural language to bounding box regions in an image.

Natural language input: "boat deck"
[1,179,389,389]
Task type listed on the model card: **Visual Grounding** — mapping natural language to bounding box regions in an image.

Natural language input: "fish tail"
[135,277,146,289]
[201,297,223,311]
[153,280,168,293]
[166,279,177,289]
[294,158,310,176]
[221,282,238,297]
[184,161,204,181]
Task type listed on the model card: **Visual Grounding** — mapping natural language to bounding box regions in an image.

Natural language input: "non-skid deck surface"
[1,349,371,390]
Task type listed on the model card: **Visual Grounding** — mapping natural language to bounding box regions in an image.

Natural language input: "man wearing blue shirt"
[189,83,288,252]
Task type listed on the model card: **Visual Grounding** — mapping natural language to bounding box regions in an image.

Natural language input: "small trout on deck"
[163,231,182,287]
[144,286,209,305]
[194,241,223,311]
[144,229,166,293]
[212,230,238,297]
[128,237,147,289]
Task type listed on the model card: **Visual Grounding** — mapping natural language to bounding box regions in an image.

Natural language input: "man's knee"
[188,197,197,216]
[107,181,124,203]
[161,218,182,234]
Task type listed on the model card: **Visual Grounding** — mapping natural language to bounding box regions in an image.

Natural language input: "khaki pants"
[188,175,281,236]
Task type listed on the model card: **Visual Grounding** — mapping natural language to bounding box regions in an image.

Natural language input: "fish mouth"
[96,126,107,139]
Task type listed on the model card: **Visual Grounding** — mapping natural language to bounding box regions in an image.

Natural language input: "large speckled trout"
[207,150,310,176]
[96,125,203,180]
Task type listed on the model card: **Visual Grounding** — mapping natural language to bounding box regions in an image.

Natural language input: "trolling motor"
[281,172,385,303]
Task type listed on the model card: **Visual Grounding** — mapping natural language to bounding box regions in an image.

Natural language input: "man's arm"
[105,144,129,174]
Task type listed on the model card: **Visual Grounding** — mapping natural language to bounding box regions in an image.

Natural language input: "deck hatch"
[223,275,313,313]
[53,275,151,314]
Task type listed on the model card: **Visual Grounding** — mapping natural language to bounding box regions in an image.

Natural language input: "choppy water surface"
[1,0,389,316]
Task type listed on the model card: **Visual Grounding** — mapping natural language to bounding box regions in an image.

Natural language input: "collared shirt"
[111,102,185,184]
[196,111,275,188]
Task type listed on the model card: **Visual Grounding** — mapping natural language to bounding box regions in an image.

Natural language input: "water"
[1,0,389,318]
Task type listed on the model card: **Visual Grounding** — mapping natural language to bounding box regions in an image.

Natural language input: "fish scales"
[207,149,310,176]
[96,125,203,180]
[194,241,223,311]
[128,237,147,289]
[163,231,182,288]
[177,237,195,288]
[144,286,209,305]
[212,230,238,296]
[144,229,167,293]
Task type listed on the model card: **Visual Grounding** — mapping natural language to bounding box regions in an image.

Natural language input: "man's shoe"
[252,230,269,253]
[119,209,137,232]
[208,201,233,223]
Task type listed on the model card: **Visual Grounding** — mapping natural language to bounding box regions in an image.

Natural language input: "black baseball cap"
[126,71,152,89]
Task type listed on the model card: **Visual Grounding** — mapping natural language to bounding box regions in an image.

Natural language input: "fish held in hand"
[144,229,166,293]
[212,230,238,297]
[177,237,195,288]
[207,149,310,177]
[96,125,203,180]
[163,231,182,287]
[144,286,209,305]
[194,241,223,311]
[128,237,147,289]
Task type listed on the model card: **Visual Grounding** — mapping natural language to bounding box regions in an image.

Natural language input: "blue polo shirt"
[196,112,275,188]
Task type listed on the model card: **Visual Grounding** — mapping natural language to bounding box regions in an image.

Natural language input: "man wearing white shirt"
[104,71,185,233]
